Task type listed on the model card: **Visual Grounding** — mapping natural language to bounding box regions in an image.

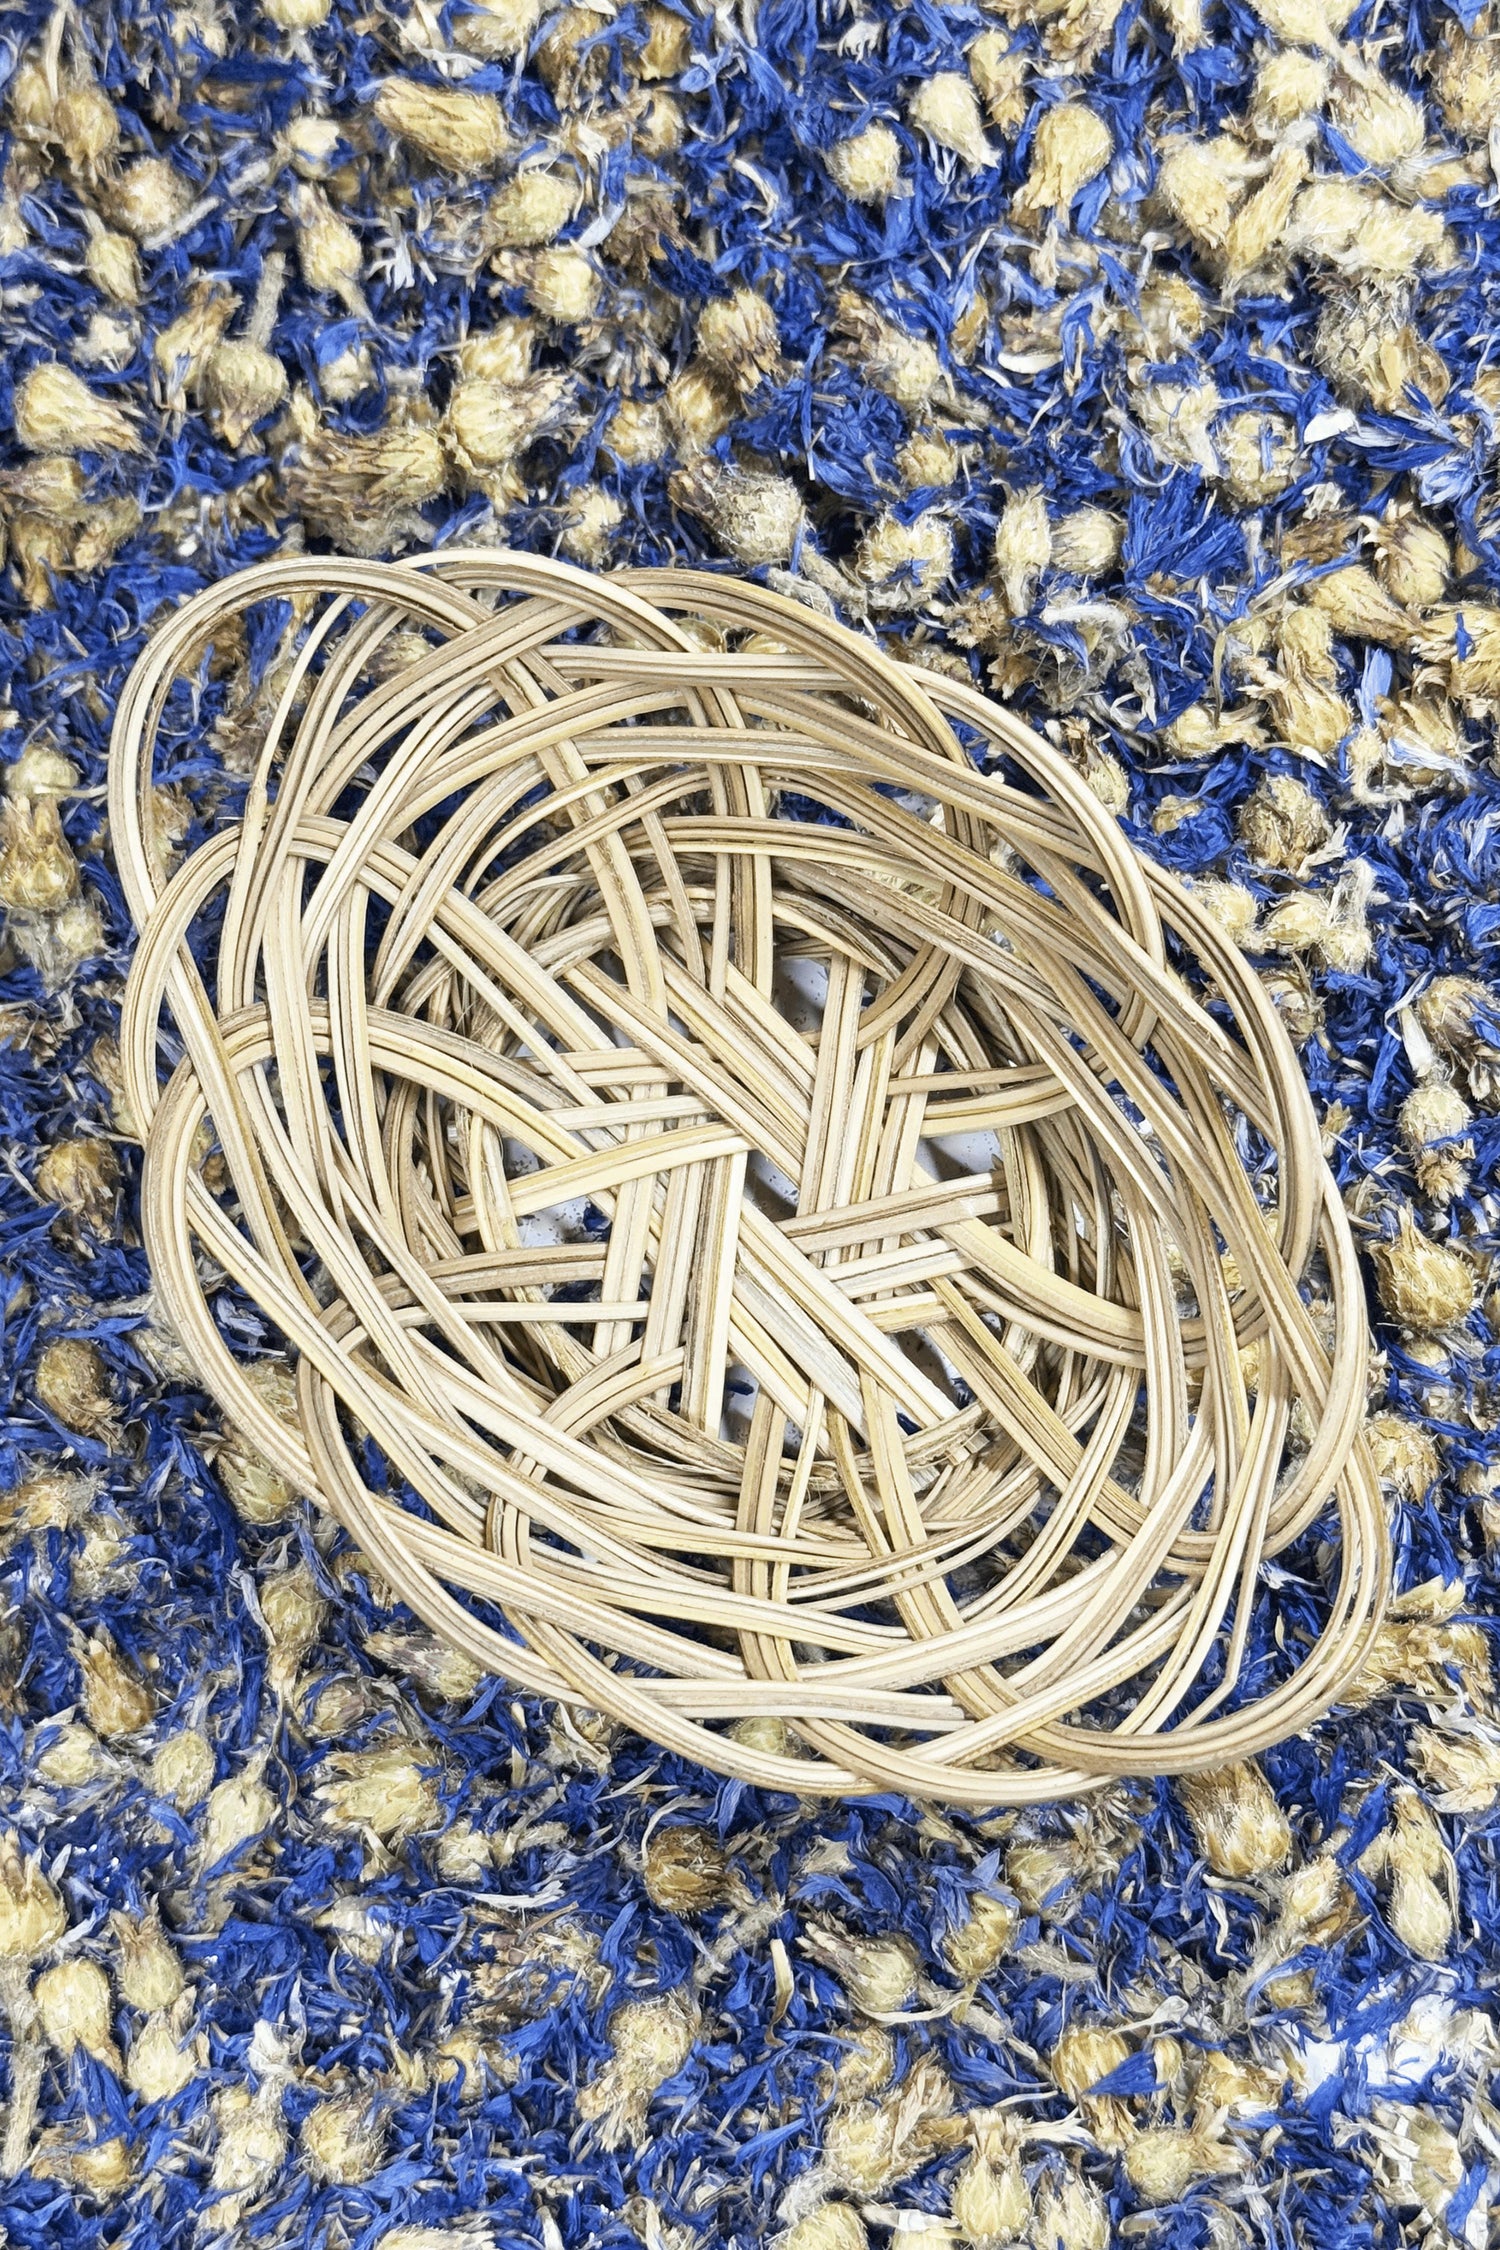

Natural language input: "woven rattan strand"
[110,551,1388,1805]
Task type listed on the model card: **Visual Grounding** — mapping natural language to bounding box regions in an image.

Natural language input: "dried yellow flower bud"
[833,290,943,408]
[290,184,368,317]
[1432,24,1500,142]
[316,1746,442,1839]
[1031,2171,1109,2250]
[35,1338,117,1438]
[1363,1410,1439,1502]
[300,2090,387,2183]
[994,486,1052,613]
[1377,1792,1454,1961]
[803,1926,919,2016]
[828,2024,895,2104]
[604,398,666,466]
[1249,48,1330,134]
[72,493,141,577]
[10,894,104,990]
[1415,976,1499,1076]
[443,372,569,497]
[371,77,510,175]
[559,485,623,566]
[1411,1725,1500,1813]
[830,2058,958,2191]
[7,744,78,795]
[1288,178,1449,276]
[200,339,286,446]
[1178,1761,1291,1876]
[0,794,77,913]
[664,360,737,450]
[200,1758,278,1868]
[78,1634,153,1737]
[13,363,141,456]
[363,1625,485,1705]
[1006,1836,1081,1918]
[1125,2123,1241,2203]
[1314,278,1449,412]
[150,1727,215,1811]
[260,1563,327,1666]
[784,2206,867,2250]
[637,90,684,155]
[38,2132,135,2199]
[35,1959,119,2067]
[942,1892,1018,1982]
[643,1822,729,1913]
[1050,2022,1131,2100]
[526,247,599,323]
[855,509,954,598]
[1237,774,1329,870]
[8,58,54,140]
[457,318,538,385]
[1278,599,1336,683]
[201,257,288,444]
[0,456,86,544]
[576,1991,698,2148]
[1309,561,1412,649]
[951,2146,1031,2243]
[125,2004,204,2102]
[1369,506,1449,610]
[1014,101,1112,221]
[455,0,547,58]
[283,420,448,558]
[1372,1210,1476,1333]
[1244,0,1351,46]
[0,1837,65,1960]
[1399,1078,1472,1204]
[216,1368,298,1522]
[36,1723,108,1787]
[7,514,69,610]
[1050,505,1122,576]
[1222,143,1306,283]
[82,223,141,306]
[968,31,1030,134]
[106,156,195,242]
[729,1711,789,1759]
[639,5,692,78]
[670,458,804,566]
[485,169,577,249]
[55,81,120,170]
[204,2086,284,2216]
[897,429,959,491]
[827,122,903,204]
[112,1908,186,2011]
[283,114,343,177]
[153,280,239,412]
[535,4,613,100]
[696,288,783,390]
[1330,62,1425,169]
[908,74,995,169]
[1154,135,1244,253]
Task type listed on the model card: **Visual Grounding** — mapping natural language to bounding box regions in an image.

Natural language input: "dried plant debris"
[0,0,1496,2238]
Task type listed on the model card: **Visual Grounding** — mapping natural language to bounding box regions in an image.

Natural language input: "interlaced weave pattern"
[111,553,1387,1804]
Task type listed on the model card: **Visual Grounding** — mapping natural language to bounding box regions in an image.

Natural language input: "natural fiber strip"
[111,551,1388,1805]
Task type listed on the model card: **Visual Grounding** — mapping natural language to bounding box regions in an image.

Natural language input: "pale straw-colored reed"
[110,551,1387,1803]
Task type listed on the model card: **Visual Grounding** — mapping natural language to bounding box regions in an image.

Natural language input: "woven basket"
[112,552,1387,1804]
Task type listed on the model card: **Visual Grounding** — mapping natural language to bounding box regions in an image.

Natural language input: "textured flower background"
[0,0,1499,2241]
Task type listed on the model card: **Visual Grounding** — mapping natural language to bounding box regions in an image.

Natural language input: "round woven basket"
[112,552,1387,1804]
